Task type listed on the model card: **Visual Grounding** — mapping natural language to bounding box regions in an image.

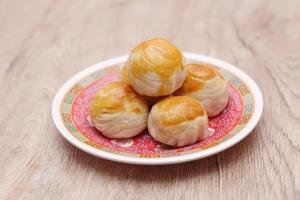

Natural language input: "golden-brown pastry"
[124,38,186,96]
[148,96,208,147]
[88,81,149,138]
[175,63,228,117]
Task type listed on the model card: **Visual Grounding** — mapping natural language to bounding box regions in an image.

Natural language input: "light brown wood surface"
[0,0,299,199]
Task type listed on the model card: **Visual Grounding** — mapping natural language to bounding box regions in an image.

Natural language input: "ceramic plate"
[52,53,263,165]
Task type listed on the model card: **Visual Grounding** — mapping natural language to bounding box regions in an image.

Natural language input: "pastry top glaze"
[89,81,148,120]
[176,63,224,94]
[129,38,183,80]
[155,96,206,126]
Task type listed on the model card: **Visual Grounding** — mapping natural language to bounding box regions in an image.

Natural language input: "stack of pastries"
[89,38,228,147]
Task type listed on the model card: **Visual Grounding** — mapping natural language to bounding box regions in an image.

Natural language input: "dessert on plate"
[123,38,186,97]
[88,38,229,146]
[148,96,208,147]
[88,81,149,138]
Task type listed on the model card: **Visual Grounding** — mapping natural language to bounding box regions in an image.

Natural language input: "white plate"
[52,53,263,165]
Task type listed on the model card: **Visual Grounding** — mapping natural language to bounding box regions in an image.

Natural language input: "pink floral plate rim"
[52,53,263,165]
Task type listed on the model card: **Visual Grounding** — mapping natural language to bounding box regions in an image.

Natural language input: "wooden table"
[1,0,299,199]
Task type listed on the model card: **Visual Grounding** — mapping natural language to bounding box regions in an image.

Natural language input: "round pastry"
[175,63,228,117]
[88,81,149,138]
[148,96,208,147]
[125,38,186,96]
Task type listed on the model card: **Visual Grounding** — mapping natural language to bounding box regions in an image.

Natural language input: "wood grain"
[0,0,299,199]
